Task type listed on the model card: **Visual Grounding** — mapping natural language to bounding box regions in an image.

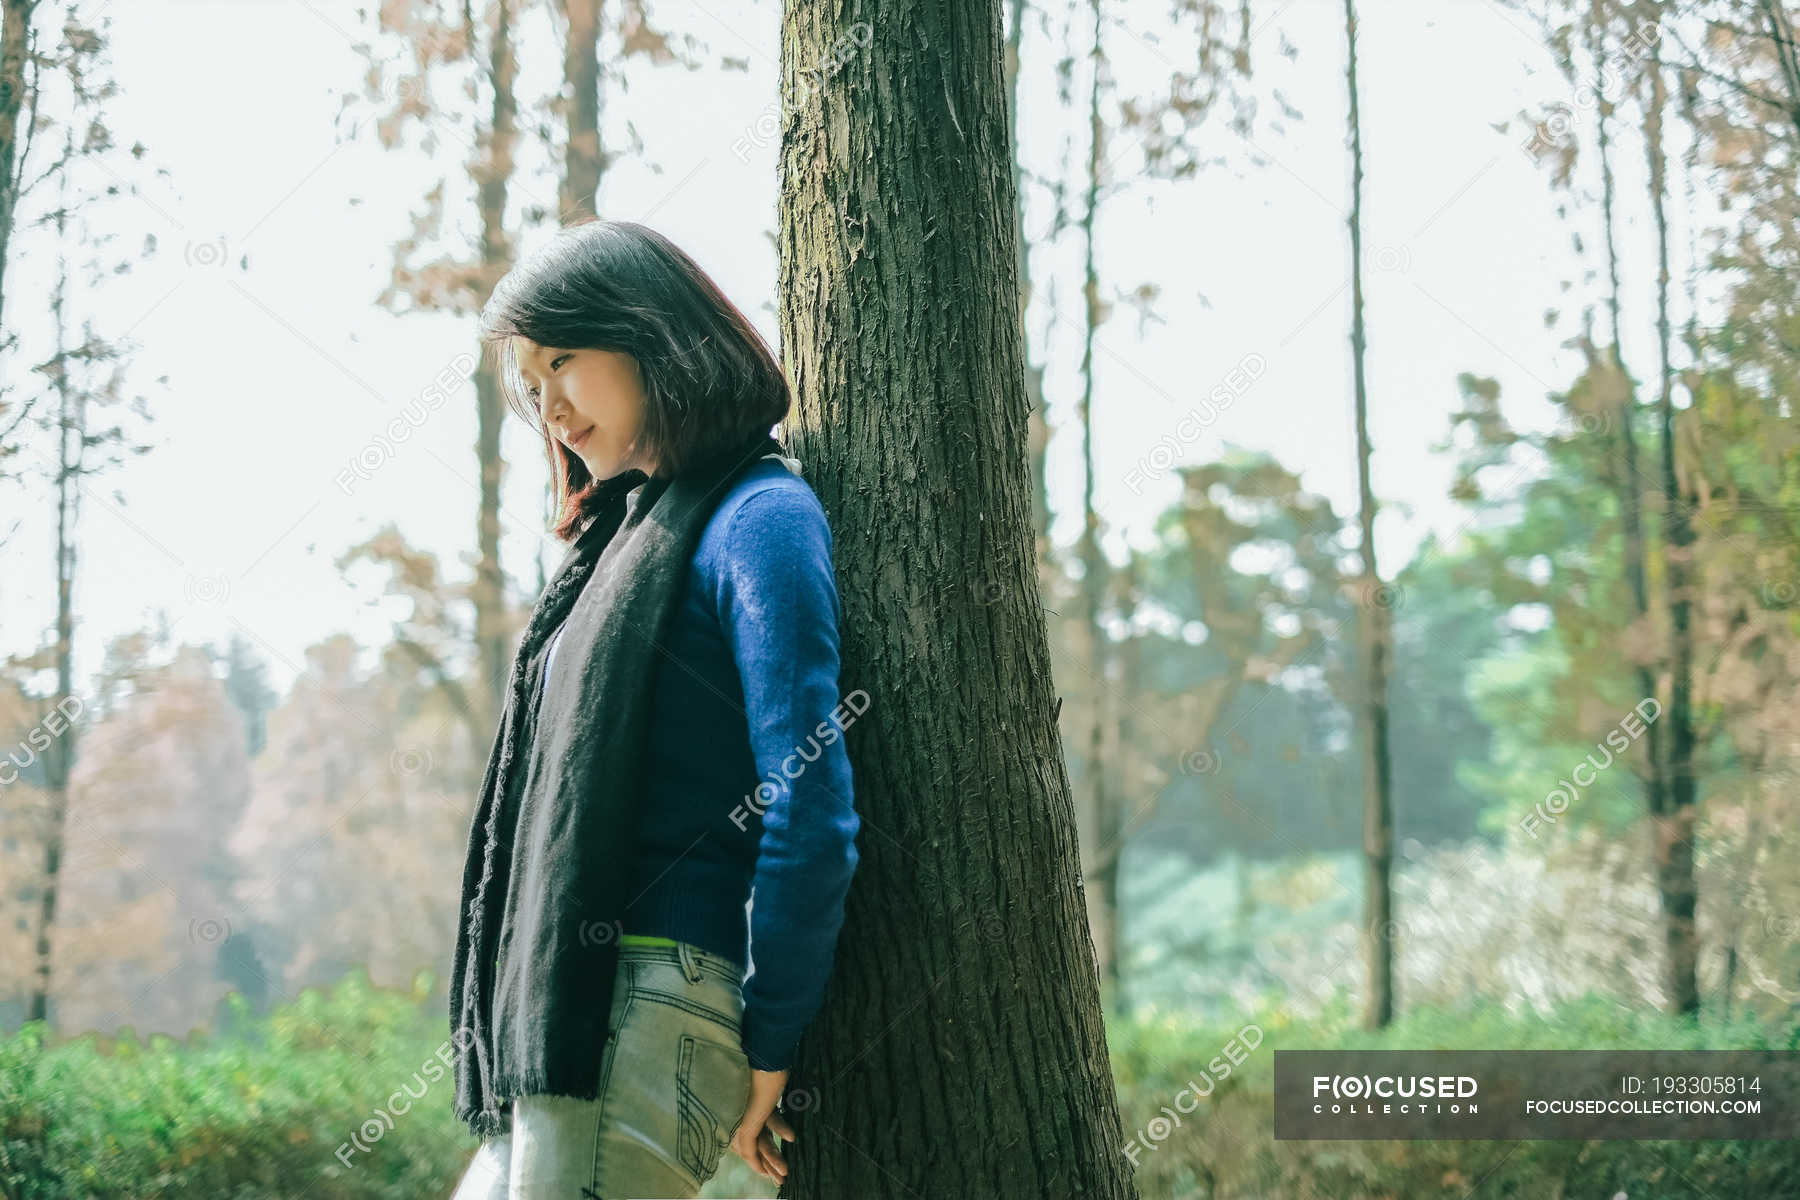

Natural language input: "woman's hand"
[731,1067,796,1183]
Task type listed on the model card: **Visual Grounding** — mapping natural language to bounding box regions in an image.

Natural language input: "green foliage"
[0,971,470,1200]
[1385,543,1503,844]
[1459,630,1650,836]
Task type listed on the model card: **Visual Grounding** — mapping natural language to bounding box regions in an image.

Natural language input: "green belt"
[618,934,681,948]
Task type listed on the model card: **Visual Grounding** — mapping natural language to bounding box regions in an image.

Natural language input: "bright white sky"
[1,0,1687,696]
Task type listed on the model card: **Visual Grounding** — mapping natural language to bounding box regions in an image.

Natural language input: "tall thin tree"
[1342,0,1394,1030]
[26,128,78,1023]
[1583,1,1667,820]
[472,0,520,731]
[1075,0,1121,1009]
[1642,4,1700,1014]
[11,13,153,1027]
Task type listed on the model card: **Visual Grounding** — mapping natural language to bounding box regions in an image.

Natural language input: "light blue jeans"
[452,940,753,1199]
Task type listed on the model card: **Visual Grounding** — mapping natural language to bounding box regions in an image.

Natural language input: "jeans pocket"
[674,1032,752,1183]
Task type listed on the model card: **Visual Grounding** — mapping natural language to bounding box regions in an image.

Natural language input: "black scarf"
[450,429,783,1139]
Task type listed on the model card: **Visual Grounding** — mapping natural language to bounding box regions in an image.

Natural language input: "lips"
[568,427,593,450]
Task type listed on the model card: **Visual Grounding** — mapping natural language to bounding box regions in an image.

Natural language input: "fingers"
[731,1122,788,1183]
[758,1127,788,1182]
[731,1126,765,1179]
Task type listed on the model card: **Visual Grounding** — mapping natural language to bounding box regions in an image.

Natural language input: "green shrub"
[0,971,469,1200]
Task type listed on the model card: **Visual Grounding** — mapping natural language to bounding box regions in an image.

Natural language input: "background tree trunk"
[0,0,35,363]
[557,0,603,222]
[28,134,77,1024]
[1343,0,1393,1031]
[471,0,520,732]
[1076,0,1119,1010]
[777,1,1136,1194]
[1644,17,1700,1015]
[1587,2,1667,831]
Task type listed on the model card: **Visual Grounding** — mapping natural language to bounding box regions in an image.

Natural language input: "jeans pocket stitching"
[675,1033,749,1184]
[674,1035,720,1181]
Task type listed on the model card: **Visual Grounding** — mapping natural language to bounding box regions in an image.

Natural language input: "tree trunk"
[0,0,35,360]
[557,0,604,222]
[28,131,78,1025]
[1076,0,1119,1010]
[1111,552,1144,1018]
[472,0,520,730]
[1644,20,1700,1015]
[1343,0,1393,1031]
[777,2,1136,1194]
[1588,2,1666,832]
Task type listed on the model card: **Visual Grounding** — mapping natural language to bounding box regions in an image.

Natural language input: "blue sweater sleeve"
[712,484,862,1072]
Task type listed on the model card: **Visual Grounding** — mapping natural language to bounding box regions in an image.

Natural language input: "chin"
[585,453,627,479]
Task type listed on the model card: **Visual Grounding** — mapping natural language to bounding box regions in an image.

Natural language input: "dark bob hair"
[477,219,791,541]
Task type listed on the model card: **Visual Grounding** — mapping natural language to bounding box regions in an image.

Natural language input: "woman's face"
[514,337,654,479]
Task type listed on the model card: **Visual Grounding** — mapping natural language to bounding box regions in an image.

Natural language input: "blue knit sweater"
[538,456,861,1071]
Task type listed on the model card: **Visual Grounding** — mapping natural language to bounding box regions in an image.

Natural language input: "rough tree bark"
[776,2,1137,1195]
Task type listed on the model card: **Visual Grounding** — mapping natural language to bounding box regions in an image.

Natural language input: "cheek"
[572,381,629,424]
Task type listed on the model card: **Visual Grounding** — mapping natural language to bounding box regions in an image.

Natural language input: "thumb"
[767,1109,797,1142]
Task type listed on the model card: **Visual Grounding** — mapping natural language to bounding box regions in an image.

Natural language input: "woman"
[447,220,861,1198]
